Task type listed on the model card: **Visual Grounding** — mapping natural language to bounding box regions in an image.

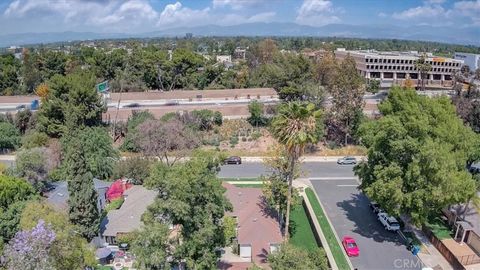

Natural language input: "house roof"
[46,179,111,210]
[223,182,283,265]
[101,185,157,237]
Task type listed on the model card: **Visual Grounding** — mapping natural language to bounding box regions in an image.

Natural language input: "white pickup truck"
[378,212,401,231]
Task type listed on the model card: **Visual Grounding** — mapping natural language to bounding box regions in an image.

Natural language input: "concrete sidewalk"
[410,226,454,270]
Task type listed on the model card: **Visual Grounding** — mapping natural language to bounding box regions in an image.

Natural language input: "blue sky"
[0,0,479,35]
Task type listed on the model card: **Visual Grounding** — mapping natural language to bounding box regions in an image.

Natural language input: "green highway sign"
[96,81,109,93]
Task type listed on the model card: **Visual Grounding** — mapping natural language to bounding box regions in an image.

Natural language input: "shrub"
[251,131,262,140]
[229,136,239,147]
[105,197,124,212]
[112,157,152,185]
[120,111,154,152]
[0,122,21,150]
[21,131,49,149]
[241,137,247,142]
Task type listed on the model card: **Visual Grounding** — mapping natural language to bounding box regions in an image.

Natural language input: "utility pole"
[112,67,125,142]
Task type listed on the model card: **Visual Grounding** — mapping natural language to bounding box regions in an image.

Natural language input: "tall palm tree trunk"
[284,148,298,240]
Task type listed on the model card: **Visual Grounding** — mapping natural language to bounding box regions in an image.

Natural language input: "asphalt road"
[220,162,423,270]
[219,161,354,178]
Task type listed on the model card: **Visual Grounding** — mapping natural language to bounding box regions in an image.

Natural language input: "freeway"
[220,161,423,270]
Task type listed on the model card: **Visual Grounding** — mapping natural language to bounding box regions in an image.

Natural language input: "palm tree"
[415,54,432,91]
[270,101,322,240]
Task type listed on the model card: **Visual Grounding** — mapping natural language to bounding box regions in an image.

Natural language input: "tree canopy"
[144,150,232,268]
[37,71,106,137]
[355,87,479,224]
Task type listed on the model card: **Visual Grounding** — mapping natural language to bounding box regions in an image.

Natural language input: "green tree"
[19,201,96,270]
[190,109,223,131]
[329,54,365,145]
[61,127,118,179]
[144,151,232,268]
[112,157,152,185]
[13,147,50,191]
[268,243,328,270]
[0,175,35,210]
[0,201,27,242]
[0,122,21,150]
[248,100,267,127]
[120,111,155,152]
[131,223,172,270]
[222,216,237,246]
[415,54,432,91]
[270,102,322,239]
[64,137,100,241]
[355,87,478,225]
[366,79,380,94]
[262,147,301,220]
[37,71,106,137]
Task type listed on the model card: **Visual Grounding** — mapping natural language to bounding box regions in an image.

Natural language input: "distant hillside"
[1,22,479,47]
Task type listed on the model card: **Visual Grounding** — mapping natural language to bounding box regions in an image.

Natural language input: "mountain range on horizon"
[1,22,479,48]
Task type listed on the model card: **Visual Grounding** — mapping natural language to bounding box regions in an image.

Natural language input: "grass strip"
[289,200,319,252]
[305,188,350,270]
[426,217,452,240]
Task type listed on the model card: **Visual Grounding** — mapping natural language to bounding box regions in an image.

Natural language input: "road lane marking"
[336,184,358,187]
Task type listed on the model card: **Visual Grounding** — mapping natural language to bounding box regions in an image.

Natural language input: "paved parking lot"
[311,174,423,270]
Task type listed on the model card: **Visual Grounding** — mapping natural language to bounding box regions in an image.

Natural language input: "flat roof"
[336,49,461,61]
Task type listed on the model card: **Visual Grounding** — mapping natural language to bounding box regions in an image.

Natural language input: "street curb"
[301,190,339,270]
[308,185,354,270]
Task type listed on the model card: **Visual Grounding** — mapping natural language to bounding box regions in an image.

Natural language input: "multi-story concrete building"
[335,48,463,88]
[455,52,480,71]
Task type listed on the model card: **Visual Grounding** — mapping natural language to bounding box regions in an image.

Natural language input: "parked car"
[378,212,400,231]
[370,201,383,214]
[225,156,242,165]
[123,103,140,108]
[337,156,357,165]
[342,236,359,257]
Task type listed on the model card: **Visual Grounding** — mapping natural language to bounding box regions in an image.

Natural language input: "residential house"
[219,183,282,268]
[100,185,157,245]
[46,179,110,212]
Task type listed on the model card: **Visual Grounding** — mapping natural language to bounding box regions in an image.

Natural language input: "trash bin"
[411,245,420,255]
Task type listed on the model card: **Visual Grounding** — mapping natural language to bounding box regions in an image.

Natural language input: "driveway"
[311,167,423,270]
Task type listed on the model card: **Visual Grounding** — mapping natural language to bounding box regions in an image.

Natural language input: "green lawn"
[426,217,452,240]
[305,188,350,270]
[289,201,319,252]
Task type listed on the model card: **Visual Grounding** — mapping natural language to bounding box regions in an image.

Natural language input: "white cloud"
[392,0,480,26]
[212,0,264,10]
[392,4,446,20]
[157,1,276,28]
[295,0,340,26]
[454,0,480,25]
[4,0,158,29]
[157,2,211,27]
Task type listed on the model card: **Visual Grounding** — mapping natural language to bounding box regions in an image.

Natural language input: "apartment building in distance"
[335,48,464,88]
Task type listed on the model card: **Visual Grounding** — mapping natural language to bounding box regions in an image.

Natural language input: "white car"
[378,212,400,231]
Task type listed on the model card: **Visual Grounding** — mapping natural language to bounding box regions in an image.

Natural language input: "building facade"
[455,52,480,71]
[335,48,463,88]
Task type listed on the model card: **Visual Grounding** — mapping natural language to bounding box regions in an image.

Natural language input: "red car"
[342,236,359,257]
